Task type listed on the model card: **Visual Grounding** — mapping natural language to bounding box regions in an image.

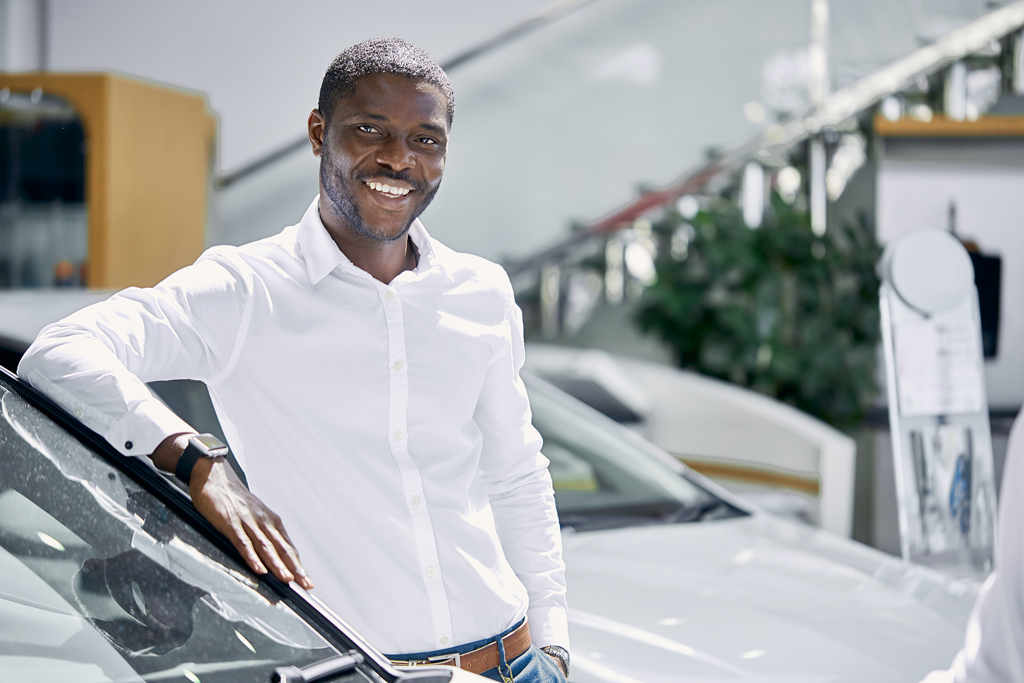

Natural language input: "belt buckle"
[397,659,428,667]
[427,653,461,668]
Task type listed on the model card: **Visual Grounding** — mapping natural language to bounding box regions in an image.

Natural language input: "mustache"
[355,169,426,193]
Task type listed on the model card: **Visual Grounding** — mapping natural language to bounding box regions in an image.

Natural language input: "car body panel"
[563,515,974,682]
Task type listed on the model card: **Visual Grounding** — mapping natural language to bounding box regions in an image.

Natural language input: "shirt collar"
[298,195,436,285]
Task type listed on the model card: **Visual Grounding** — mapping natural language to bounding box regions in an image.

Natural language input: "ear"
[308,109,326,157]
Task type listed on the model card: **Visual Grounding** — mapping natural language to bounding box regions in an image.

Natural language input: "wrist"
[150,432,195,472]
[175,433,230,486]
[187,454,227,496]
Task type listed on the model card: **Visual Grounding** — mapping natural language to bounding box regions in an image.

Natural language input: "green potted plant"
[636,195,882,431]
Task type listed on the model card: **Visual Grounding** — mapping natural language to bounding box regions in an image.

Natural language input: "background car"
[529,374,977,682]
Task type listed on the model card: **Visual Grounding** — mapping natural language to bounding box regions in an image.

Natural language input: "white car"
[0,291,975,682]
[529,374,974,682]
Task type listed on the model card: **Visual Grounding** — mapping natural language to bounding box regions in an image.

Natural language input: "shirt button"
[412,496,421,506]
[385,290,395,300]
[125,441,133,450]
[426,567,436,577]
[393,360,403,370]
[74,409,82,417]
[393,431,403,441]
[440,637,450,646]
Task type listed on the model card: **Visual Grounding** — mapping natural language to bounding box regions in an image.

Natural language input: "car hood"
[561,513,976,682]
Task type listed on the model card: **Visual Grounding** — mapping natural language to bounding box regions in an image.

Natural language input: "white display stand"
[879,230,996,578]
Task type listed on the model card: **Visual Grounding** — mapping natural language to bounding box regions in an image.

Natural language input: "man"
[19,38,569,683]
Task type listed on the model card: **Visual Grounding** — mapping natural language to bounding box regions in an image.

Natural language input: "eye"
[356,124,379,134]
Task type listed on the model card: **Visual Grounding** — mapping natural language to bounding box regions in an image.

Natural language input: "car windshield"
[0,374,343,683]
[525,376,745,531]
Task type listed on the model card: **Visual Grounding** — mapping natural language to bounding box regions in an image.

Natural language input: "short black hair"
[319,38,455,128]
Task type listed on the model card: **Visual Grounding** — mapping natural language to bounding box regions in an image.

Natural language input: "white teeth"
[365,180,410,197]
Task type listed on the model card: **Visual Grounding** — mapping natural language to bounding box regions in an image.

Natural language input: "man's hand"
[151,433,314,590]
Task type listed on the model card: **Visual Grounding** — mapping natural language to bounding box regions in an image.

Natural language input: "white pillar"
[946,61,968,121]
[0,0,46,72]
[808,0,829,237]
[808,0,829,109]
[742,161,765,229]
[810,139,826,236]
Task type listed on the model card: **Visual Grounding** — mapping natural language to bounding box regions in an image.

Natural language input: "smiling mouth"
[364,180,412,198]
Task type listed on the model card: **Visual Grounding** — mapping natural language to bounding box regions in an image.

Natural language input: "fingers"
[225,520,268,576]
[239,516,296,584]
[189,466,314,589]
[261,520,315,590]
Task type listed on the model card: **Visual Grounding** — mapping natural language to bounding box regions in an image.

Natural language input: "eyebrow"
[419,122,447,136]
[349,112,447,136]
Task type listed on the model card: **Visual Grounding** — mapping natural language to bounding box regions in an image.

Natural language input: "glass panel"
[526,378,742,529]
[0,90,88,288]
[0,377,340,682]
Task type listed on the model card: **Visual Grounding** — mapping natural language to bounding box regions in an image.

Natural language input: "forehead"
[332,73,448,131]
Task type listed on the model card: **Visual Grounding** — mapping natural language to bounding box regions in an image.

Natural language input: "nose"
[375,135,415,172]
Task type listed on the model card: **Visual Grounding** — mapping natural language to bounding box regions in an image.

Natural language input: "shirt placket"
[379,283,455,649]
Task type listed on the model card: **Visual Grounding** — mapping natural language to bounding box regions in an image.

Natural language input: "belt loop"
[495,632,514,683]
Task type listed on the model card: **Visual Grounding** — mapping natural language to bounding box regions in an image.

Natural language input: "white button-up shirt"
[19,197,568,654]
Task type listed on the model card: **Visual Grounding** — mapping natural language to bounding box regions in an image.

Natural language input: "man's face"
[312,73,449,244]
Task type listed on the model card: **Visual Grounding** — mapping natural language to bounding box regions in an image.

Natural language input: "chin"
[359,219,413,244]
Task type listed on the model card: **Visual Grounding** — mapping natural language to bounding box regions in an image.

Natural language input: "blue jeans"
[385,621,566,683]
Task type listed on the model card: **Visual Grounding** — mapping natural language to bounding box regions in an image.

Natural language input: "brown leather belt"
[390,620,531,675]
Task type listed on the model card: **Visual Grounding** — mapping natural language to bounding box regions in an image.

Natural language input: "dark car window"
[0,375,343,682]
[525,376,746,530]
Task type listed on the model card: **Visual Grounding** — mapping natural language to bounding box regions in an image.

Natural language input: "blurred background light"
[825,134,866,201]
[676,195,700,220]
[743,101,766,123]
[776,166,802,204]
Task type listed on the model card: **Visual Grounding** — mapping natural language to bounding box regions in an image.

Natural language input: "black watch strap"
[175,433,229,486]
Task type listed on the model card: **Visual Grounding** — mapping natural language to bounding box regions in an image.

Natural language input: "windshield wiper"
[272,651,364,683]
[660,499,739,524]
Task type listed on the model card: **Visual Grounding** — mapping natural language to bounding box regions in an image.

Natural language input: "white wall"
[877,138,1024,409]
[44,0,553,174]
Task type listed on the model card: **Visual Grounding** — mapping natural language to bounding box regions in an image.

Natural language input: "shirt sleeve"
[17,251,254,457]
[475,271,569,652]
[920,414,1024,683]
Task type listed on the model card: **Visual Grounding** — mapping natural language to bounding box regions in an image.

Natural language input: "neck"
[319,206,417,285]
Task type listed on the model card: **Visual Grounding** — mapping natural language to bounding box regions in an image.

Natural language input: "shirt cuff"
[528,604,570,652]
[104,397,195,456]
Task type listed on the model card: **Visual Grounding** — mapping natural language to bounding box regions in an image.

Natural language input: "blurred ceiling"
[216,0,1012,262]
[419,0,1006,263]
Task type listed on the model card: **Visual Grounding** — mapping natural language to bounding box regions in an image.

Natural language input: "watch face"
[191,433,229,456]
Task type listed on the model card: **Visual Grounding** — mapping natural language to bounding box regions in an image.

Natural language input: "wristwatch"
[540,645,570,678]
[174,433,230,486]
